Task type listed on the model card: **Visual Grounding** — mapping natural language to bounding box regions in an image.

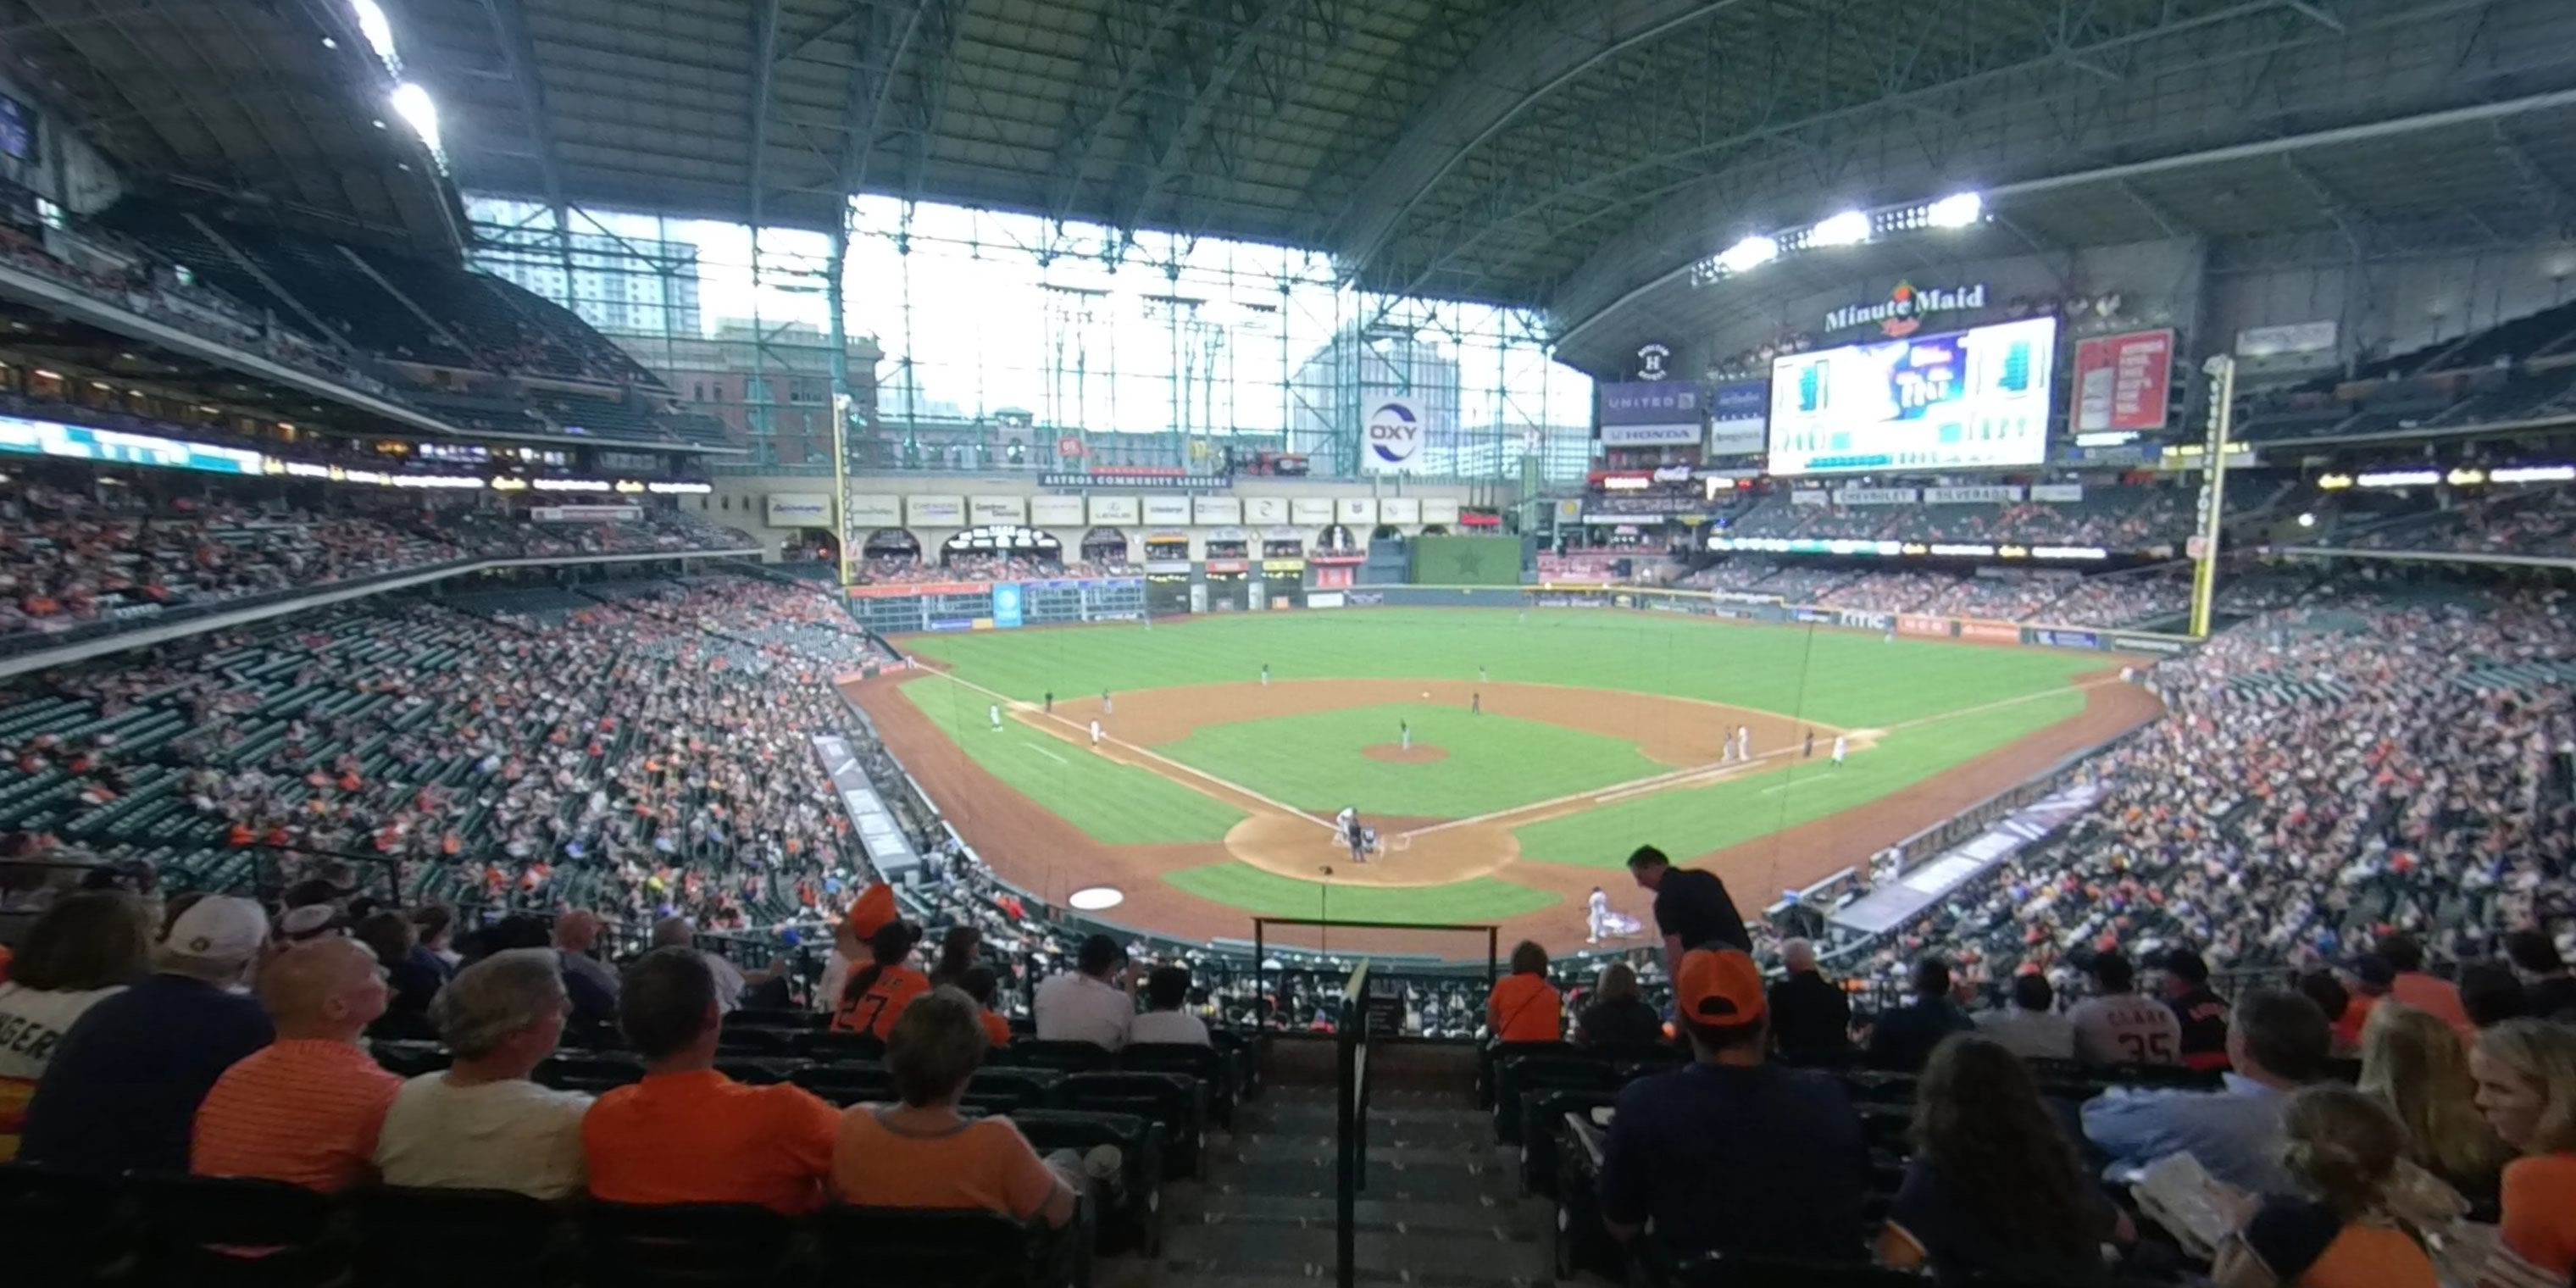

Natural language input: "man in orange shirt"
[2378,934,2473,1035]
[1485,940,1563,1043]
[581,947,839,1213]
[192,936,400,1191]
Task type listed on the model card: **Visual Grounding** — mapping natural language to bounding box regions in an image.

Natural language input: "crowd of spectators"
[1840,591,2575,1014]
[1,575,897,937]
[852,552,1138,585]
[0,480,754,646]
[1674,558,2193,627]
[1724,486,2195,548]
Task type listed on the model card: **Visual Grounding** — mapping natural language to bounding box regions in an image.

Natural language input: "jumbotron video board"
[1766,316,2058,475]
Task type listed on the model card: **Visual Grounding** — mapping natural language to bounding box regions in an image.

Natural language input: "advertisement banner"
[847,494,903,527]
[2071,329,2175,434]
[1337,497,1378,525]
[1835,487,1921,506]
[1307,591,1346,609]
[2029,627,2100,649]
[2235,320,2336,358]
[1599,380,1704,424]
[1708,380,1768,456]
[2113,634,2190,654]
[1837,610,1892,631]
[848,581,990,600]
[531,505,641,522]
[1791,489,1830,507]
[1290,497,1335,525]
[1600,421,1706,447]
[969,495,1027,525]
[1960,619,2023,643]
[1922,485,2024,504]
[1789,608,1835,625]
[1243,497,1288,525]
[1422,497,1461,525]
[1030,495,1085,525]
[1192,496,1241,525]
[905,495,965,525]
[1141,497,1191,525]
[765,493,832,526]
[1899,613,1952,637]
[0,414,265,475]
[991,583,1025,630]
[2029,483,2085,502]
[1362,397,1426,475]
[1040,470,1228,489]
[1087,496,1141,525]
[1380,497,1421,524]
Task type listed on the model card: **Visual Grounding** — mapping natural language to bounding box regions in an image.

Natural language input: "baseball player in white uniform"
[1586,887,1610,944]
[1735,725,1751,762]
[1720,725,1736,764]
[988,703,1002,732]
[1335,806,1357,847]
[1090,719,1103,747]
[1830,734,1848,767]
[1260,663,1269,686]
[1400,720,1411,752]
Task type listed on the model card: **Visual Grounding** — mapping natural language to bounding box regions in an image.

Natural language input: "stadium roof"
[0,0,463,253]
[10,0,2576,361]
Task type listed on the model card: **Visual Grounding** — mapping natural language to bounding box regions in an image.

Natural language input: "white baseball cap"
[159,896,271,972]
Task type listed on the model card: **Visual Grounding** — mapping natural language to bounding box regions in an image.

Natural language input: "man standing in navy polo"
[1597,947,1866,1263]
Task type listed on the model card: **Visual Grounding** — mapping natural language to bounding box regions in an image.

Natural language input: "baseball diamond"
[847,606,2162,955]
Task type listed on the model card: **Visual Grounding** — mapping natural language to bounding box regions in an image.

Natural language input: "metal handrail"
[1334,957,1374,1288]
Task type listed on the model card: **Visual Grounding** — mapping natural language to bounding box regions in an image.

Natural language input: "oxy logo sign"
[1364,398,1424,473]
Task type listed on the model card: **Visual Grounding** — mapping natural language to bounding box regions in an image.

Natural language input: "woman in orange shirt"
[1485,941,1563,1044]
[2212,1085,2435,1288]
[829,988,1082,1227]
[2470,1019,2576,1288]
[830,920,930,1040]
[958,965,1014,1046]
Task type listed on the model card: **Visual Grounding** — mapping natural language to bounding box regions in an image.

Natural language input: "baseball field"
[841,607,2163,955]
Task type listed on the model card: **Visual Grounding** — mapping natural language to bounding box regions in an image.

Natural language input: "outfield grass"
[1160,863,1559,922]
[1510,686,2086,866]
[1150,703,1663,818]
[899,676,1243,845]
[892,610,2115,915]
[899,608,2104,730]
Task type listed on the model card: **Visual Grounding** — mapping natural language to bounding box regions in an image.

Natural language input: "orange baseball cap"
[843,882,897,940]
[1674,947,1767,1028]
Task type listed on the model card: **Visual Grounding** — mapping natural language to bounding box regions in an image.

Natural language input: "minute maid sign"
[1825,280,1987,337]
[1363,397,1424,475]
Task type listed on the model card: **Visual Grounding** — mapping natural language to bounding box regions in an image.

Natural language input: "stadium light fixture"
[1807,211,1872,247]
[2297,512,2316,527]
[389,83,442,154]
[1926,192,1985,229]
[352,0,399,69]
[1713,234,1779,275]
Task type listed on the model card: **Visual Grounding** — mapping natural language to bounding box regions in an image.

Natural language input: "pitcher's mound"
[1362,743,1447,763]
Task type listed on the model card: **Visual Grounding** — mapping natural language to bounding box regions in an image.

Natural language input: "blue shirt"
[1597,1060,1866,1262]
[19,974,274,1174]
[2079,1073,2291,1193]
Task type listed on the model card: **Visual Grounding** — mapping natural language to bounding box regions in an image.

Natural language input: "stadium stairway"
[1166,1043,1547,1288]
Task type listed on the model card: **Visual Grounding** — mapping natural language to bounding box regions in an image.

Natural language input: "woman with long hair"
[1879,1033,2125,1282]
[2357,1001,2512,1202]
[2212,1085,2435,1288]
[2469,1019,2576,1288]
[0,891,152,1161]
[1574,962,1663,1048]
[831,920,930,1040]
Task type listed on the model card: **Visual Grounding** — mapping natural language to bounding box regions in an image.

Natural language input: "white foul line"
[1023,743,1067,765]
[924,669,1336,830]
